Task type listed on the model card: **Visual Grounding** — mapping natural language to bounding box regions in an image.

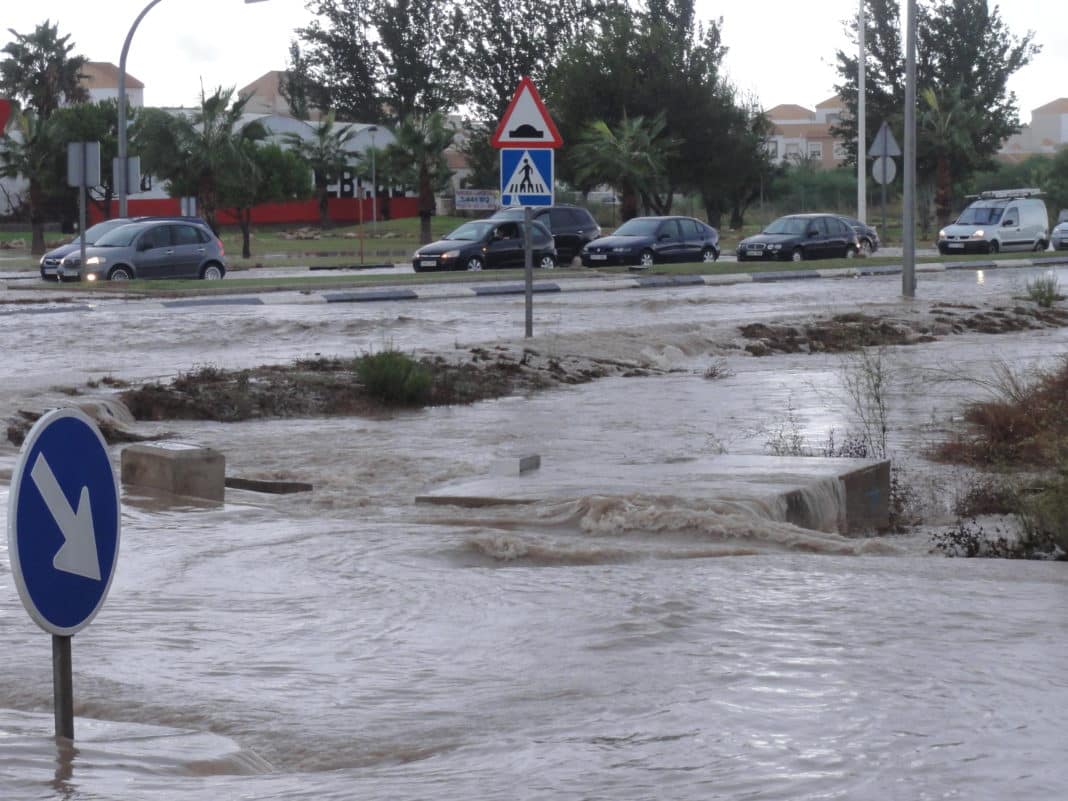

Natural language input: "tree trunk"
[620,185,639,222]
[318,183,330,229]
[240,208,252,258]
[418,167,434,245]
[29,178,45,255]
[935,156,953,228]
[702,192,725,231]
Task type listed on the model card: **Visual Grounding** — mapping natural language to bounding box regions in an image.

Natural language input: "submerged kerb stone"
[417,455,890,535]
[121,442,225,501]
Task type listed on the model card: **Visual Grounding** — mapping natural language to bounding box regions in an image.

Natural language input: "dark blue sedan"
[580,216,719,267]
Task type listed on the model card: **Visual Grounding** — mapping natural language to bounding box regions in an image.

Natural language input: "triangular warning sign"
[491,76,563,148]
[503,150,550,198]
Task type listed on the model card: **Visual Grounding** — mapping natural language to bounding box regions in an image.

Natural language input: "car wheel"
[200,263,224,280]
[701,246,718,263]
[639,249,655,267]
[845,245,857,259]
[108,266,133,281]
[859,238,873,257]
[1034,239,1047,252]
[988,240,999,254]
[538,254,556,270]
[791,248,804,263]
[464,256,484,272]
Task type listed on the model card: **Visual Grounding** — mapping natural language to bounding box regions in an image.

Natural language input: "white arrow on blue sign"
[500,148,554,207]
[7,408,120,636]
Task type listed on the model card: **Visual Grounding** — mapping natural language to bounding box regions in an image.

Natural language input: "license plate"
[947,243,963,249]
[747,249,763,255]
[590,254,607,260]
[420,259,437,266]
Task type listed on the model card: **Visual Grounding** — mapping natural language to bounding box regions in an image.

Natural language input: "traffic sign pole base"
[53,634,74,740]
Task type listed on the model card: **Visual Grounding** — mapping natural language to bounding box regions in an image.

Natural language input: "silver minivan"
[60,220,227,281]
[937,189,1049,255]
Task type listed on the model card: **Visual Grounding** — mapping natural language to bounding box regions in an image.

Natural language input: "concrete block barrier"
[121,442,225,501]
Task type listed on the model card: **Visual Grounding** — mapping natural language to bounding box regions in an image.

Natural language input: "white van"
[937,188,1049,255]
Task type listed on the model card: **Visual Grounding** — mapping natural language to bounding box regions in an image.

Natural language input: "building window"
[808,142,823,159]
[832,141,848,160]
[785,143,800,157]
[766,140,779,159]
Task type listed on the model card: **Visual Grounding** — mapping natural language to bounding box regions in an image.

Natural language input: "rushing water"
[1,266,1067,799]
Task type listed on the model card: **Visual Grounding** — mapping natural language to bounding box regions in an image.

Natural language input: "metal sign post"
[524,207,534,337]
[868,122,901,251]
[68,142,101,276]
[492,77,562,338]
[8,409,121,740]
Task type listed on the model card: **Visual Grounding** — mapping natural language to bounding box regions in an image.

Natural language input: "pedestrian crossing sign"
[499,148,554,207]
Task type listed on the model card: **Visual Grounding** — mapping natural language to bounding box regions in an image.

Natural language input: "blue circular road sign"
[7,408,121,635]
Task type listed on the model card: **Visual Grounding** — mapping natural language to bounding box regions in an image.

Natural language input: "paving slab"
[417,454,890,535]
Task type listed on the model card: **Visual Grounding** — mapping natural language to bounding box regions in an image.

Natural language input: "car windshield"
[612,219,661,236]
[94,223,149,247]
[763,217,809,235]
[445,221,494,241]
[956,205,1003,225]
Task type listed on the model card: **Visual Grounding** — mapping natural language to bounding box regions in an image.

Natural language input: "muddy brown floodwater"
[1,265,1067,801]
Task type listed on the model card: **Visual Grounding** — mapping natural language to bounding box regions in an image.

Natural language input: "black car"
[580,216,719,268]
[841,217,880,255]
[488,204,601,263]
[412,219,557,272]
[736,214,860,262]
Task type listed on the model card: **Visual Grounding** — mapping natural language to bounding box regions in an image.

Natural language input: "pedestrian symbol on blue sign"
[500,148,554,207]
[7,408,121,636]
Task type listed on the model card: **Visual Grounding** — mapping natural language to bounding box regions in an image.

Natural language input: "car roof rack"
[965,188,1044,200]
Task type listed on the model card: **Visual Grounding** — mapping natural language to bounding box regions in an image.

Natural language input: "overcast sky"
[5,1,1065,122]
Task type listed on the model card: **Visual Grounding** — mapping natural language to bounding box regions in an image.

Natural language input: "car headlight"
[611,246,631,253]
[768,243,781,251]
[86,256,105,266]
[441,249,460,259]
[938,229,946,239]
[971,229,985,238]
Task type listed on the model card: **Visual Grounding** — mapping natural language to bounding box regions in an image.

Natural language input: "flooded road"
[1,265,1067,800]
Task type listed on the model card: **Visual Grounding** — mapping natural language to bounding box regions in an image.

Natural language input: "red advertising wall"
[92,197,419,226]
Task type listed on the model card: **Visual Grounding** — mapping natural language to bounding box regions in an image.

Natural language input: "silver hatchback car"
[60,219,227,281]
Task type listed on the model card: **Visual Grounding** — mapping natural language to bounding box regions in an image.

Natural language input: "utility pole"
[902,0,917,297]
[857,0,867,223]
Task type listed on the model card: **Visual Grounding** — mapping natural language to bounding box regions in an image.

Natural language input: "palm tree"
[131,86,266,233]
[921,86,980,227]
[283,114,357,229]
[0,21,88,120]
[1,20,88,253]
[0,110,57,254]
[570,113,678,221]
[186,87,267,232]
[385,113,454,245]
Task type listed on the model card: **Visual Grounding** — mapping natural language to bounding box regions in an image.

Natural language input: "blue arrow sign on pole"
[500,148,554,207]
[8,408,121,636]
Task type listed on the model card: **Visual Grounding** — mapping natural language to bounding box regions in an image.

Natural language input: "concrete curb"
[6,255,1068,313]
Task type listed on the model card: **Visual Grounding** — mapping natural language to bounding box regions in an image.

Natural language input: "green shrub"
[355,349,432,405]
[1026,273,1061,308]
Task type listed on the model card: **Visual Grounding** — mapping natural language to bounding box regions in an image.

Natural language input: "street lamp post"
[117,0,269,217]
[117,0,165,217]
[367,125,377,238]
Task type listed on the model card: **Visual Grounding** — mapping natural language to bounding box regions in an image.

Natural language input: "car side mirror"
[659,233,671,241]
[808,228,819,237]
[1002,220,1016,227]
[138,240,152,251]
